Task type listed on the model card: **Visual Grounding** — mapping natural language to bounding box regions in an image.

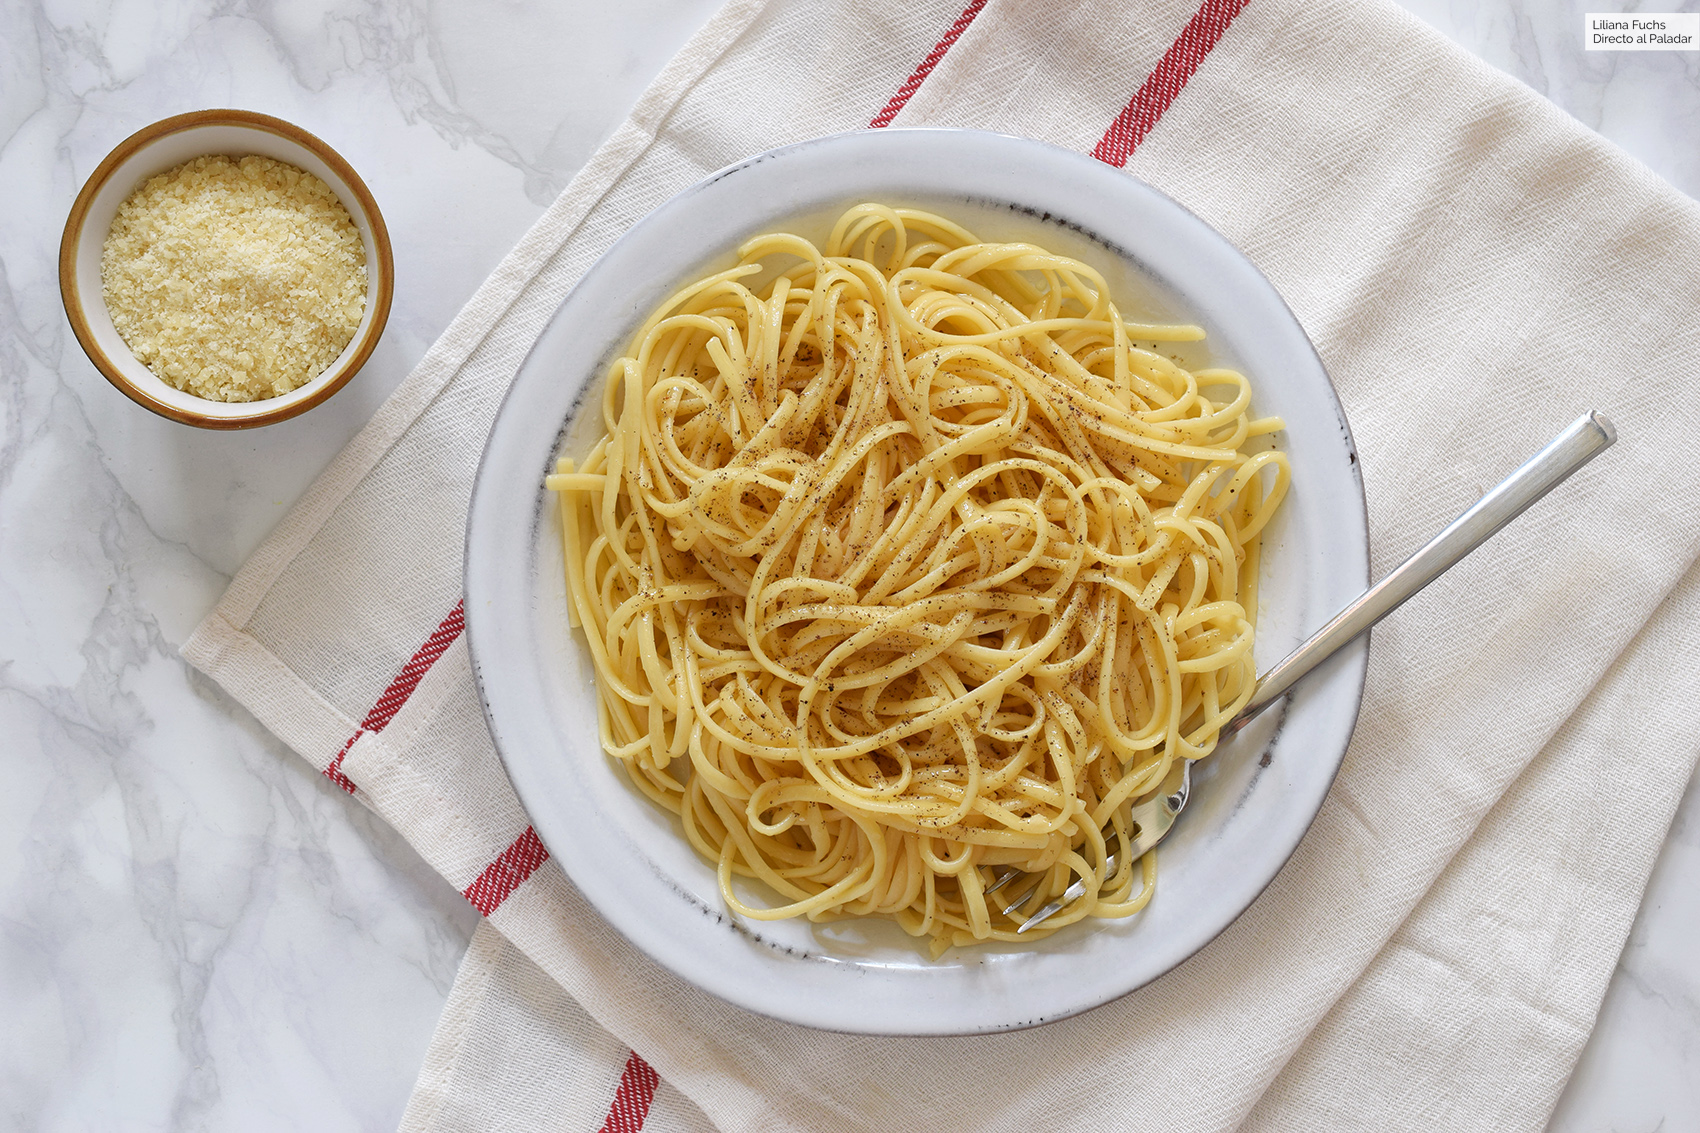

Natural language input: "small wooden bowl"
[59,109,394,429]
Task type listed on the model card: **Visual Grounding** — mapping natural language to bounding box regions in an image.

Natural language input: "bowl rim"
[57,107,395,430]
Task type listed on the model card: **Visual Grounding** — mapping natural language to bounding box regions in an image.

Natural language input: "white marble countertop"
[2,1,1695,1128]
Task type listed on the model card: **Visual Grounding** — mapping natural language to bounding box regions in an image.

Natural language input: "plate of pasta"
[465,129,1368,1034]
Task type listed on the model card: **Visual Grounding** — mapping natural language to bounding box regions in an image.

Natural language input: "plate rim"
[464,127,1370,1035]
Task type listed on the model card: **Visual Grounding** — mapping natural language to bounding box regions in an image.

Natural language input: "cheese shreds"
[101,154,368,403]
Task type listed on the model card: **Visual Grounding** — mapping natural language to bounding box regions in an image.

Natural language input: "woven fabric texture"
[183,0,1700,1129]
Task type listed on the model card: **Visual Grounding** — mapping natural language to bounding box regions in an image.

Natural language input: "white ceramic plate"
[465,129,1368,1035]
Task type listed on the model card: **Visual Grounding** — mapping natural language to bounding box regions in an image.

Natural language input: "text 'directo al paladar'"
[1586,12,1699,49]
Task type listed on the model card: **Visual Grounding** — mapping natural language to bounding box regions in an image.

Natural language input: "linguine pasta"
[547,204,1288,954]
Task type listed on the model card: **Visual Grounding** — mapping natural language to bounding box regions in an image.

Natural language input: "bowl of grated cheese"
[59,108,394,429]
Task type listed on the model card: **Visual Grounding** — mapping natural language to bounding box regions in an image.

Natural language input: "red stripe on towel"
[323,599,467,793]
[598,1051,661,1133]
[324,733,360,794]
[361,600,467,731]
[1092,0,1250,165]
[463,825,550,915]
[870,0,988,127]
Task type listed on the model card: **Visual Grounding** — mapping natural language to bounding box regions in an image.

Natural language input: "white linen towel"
[184,0,1700,1129]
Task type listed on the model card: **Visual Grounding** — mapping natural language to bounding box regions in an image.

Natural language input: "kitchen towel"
[183,0,1700,1129]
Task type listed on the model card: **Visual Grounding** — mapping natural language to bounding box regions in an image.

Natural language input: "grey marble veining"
[1,0,720,1128]
[1,0,1696,1130]
[1398,0,1700,198]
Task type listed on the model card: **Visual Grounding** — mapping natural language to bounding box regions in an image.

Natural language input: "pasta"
[547,204,1288,955]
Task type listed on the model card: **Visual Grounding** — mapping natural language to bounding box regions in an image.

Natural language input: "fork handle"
[1228,411,1616,732]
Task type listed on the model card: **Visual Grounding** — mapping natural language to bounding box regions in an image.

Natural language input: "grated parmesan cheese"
[101,154,368,403]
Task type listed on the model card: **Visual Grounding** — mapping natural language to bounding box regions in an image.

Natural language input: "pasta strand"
[550,205,1289,954]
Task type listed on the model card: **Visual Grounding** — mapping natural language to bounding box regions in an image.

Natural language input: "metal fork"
[992,411,1617,933]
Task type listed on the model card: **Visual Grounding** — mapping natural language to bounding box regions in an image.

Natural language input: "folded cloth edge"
[178,0,1700,1129]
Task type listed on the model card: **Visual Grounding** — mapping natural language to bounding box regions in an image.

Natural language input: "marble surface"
[0,0,1695,1129]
